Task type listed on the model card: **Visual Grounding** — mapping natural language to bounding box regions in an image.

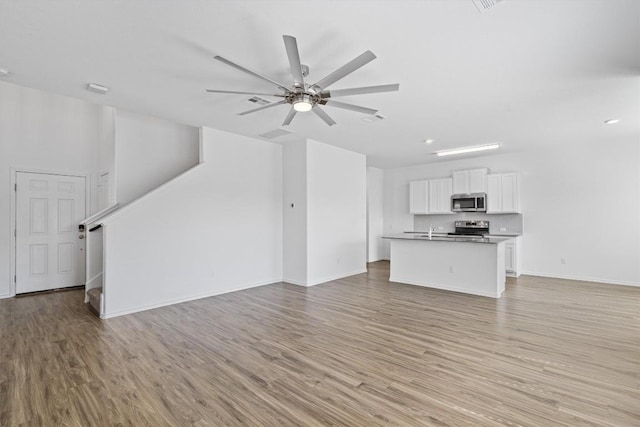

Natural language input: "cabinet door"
[439,178,453,213]
[501,173,519,213]
[428,180,439,213]
[452,171,468,194]
[505,243,515,272]
[486,174,502,213]
[409,180,429,214]
[469,169,487,193]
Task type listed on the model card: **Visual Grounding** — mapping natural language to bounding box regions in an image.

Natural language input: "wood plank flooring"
[1,261,638,426]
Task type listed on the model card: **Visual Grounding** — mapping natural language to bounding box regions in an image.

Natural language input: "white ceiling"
[0,0,638,168]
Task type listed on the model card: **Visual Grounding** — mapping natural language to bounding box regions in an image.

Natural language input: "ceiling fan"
[206,35,399,127]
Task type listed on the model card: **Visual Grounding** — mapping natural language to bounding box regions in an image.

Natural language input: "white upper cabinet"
[410,178,453,215]
[487,172,521,213]
[428,178,454,214]
[452,168,488,194]
[409,180,429,214]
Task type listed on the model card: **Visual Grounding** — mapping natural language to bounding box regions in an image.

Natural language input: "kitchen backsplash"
[414,213,523,235]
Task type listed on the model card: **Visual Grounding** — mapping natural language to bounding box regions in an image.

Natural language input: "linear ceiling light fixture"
[435,143,500,157]
[0,68,11,78]
[604,119,620,124]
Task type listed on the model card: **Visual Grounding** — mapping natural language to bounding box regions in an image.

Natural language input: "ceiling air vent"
[362,113,387,123]
[247,96,271,106]
[472,0,504,13]
[259,128,294,139]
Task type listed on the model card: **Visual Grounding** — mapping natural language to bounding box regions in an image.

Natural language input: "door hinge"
[14,183,17,191]
[14,275,16,283]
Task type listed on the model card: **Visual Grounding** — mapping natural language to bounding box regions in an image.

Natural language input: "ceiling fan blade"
[322,100,378,115]
[311,50,377,92]
[282,107,297,126]
[312,105,336,126]
[206,89,285,97]
[214,55,291,92]
[321,84,399,98]
[237,100,287,116]
[283,35,305,89]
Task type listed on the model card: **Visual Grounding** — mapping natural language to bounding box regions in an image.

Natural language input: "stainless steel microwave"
[451,193,487,212]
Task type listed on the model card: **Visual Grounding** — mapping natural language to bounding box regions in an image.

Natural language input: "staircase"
[87,287,102,316]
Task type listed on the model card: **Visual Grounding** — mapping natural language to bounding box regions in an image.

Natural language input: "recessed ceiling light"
[86,83,110,95]
[604,119,620,124]
[435,143,500,157]
[0,69,11,78]
[424,139,435,144]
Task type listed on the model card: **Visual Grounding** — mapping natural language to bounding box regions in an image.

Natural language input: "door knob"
[79,235,85,239]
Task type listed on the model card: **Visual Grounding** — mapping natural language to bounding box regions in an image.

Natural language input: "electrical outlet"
[337,258,341,264]
[437,226,444,231]
[449,265,454,273]
[561,257,567,265]
[499,227,506,232]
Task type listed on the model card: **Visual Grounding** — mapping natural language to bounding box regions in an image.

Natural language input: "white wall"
[282,141,307,285]
[383,140,640,286]
[0,81,100,298]
[367,167,384,262]
[307,139,367,285]
[101,127,283,318]
[115,110,199,205]
[97,106,116,207]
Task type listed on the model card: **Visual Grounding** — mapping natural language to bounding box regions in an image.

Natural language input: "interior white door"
[16,172,86,294]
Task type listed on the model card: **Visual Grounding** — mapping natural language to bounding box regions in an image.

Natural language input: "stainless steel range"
[448,220,489,237]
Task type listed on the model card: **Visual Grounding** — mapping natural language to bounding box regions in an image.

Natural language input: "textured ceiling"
[0,0,638,168]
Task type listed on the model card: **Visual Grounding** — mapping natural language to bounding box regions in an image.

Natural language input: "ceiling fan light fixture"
[293,94,314,112]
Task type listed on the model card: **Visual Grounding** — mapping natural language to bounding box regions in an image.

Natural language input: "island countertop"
[383,233,511,244]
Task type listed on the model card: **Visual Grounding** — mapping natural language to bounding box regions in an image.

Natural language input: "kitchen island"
[383,233,509,298]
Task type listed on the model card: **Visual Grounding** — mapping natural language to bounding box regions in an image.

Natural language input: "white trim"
[85,272,103,290]
[101,278,280,319]
[282,278,308,287]
[99,162,203,224]
[307,269,369,286]
[389,276,503,298]
[81,203,119,226]
[521,271,640,288]
[285,269,368,287]
[10,167,91,298]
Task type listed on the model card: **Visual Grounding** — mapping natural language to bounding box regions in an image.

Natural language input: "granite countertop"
[383,233,511,244]
[404,231,522,237]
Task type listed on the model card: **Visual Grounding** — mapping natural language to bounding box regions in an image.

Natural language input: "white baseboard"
[521,271,640,287]
[0,293,11,299]
[101,278,281,319]
[283,269,368,287]
[306,269,368,287]
[389,276,502,298]
[282,278,308,287]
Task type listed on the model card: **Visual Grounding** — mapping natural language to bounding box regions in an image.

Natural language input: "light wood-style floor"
[1,261,638,426]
